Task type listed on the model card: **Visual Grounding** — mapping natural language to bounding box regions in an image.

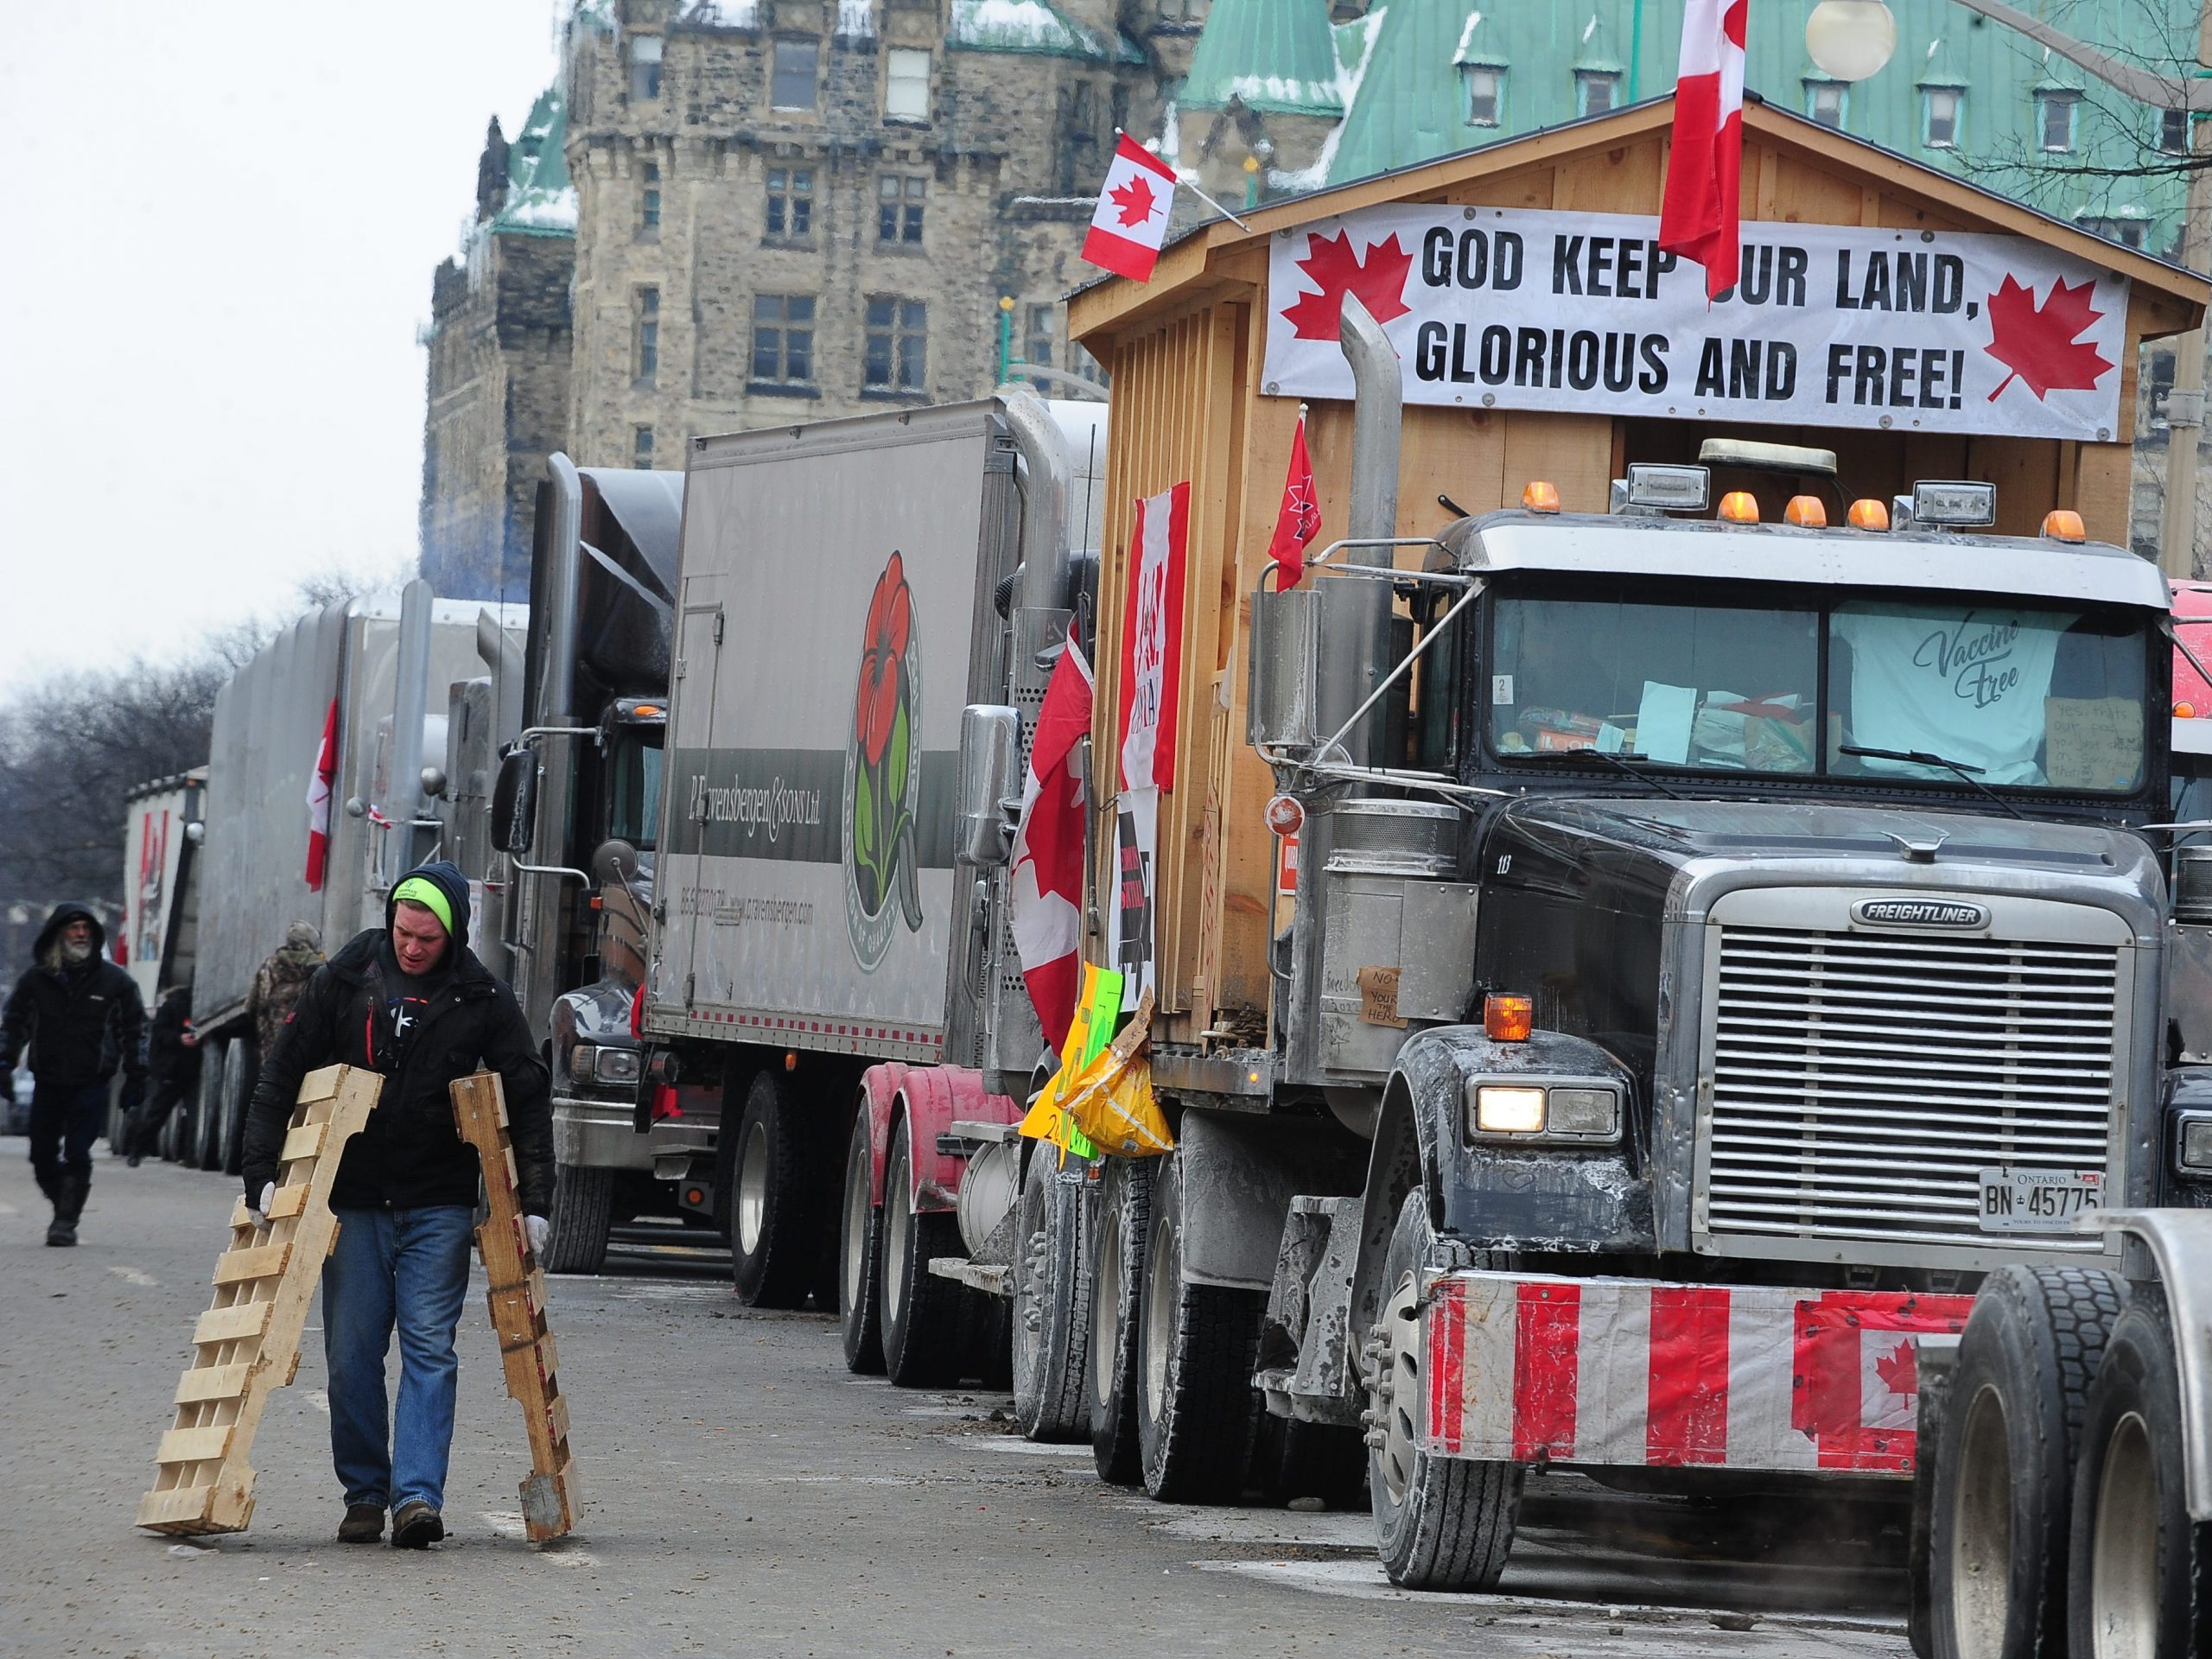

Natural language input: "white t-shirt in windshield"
[1833,604,2067,785]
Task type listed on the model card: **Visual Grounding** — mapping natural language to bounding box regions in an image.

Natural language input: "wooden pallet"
[136,1065,382,1535]
[449,1070,578,1541]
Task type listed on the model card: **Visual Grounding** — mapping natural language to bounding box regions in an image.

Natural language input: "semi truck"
[626,391,1106,1385]
[175,585,527,1174]
[487,456,689,1273]
[116,769,204,1154]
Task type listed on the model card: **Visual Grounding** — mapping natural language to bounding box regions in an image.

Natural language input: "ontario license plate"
[1977,1168,2104,1233]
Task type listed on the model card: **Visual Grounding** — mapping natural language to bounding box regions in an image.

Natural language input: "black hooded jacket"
[0,903,147,1089]
[240,861,554,1215]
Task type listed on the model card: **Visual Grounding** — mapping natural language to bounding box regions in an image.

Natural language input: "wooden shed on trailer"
[1069,94,2207,1047]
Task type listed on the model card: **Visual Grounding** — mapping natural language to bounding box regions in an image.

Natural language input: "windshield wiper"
[1840,744,2025,821]
[1515,747,1687,800]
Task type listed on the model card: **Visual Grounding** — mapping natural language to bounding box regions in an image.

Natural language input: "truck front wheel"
[1932,1265,2125,1659]
[1367,1190,1521,1590]
[2067,1295,2211,1658]
[879,1113,966,1386]
[1012,1144,1090,1442]
[728,1071,817,1308]
[1090,1157,1152,1484]
[838,1108,885,1374]
[1135,1153,1263,1503]
[543,1162,615,1274]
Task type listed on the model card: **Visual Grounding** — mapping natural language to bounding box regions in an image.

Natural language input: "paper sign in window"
[2044,696,2143,791]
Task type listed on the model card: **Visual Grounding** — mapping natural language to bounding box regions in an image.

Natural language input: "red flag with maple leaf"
[1983,274,2114,403]
[1280,230,1414,340]
[1267,414,1321,593]
[1083,134,1179,283]
[1657,0,1748,300]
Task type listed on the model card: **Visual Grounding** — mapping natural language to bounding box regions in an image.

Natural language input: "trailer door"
[656,591,725,1021]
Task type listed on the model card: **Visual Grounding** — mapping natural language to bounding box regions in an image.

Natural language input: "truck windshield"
[1488,588,2150,795]
[608,731,664,848]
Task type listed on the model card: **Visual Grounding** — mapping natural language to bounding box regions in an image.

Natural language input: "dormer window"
[1923,86,1961,149]
[1576,69,1619,118]
[1464,65,1503,128]
[1805,79,1846,128]
[2037,89,2080,152]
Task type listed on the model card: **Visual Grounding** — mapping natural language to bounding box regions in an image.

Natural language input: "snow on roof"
[684,0,759,27]
[949,0,1116,60]
[491,83,577,238]
[1454,9,1484,60]
[836,0,874,40]
[1270,7,1386,195]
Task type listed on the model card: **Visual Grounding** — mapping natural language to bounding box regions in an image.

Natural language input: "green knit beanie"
[391,876,454,938]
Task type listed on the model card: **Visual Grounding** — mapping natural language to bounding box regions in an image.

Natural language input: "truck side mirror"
[957,704,1023,868]
[492,747,537,855]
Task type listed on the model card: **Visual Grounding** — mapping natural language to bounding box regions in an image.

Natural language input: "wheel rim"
[1013,1159,1049,1388]
[737,1118,770,1257]
[1092,1202,1123,1414]
[1376,1269,1424,1508]
[1141,1206,1178,1421]
[842,1129,871,1316]
[884,1131,911,1325]
[2088,1410,2159,1659]
[1949,1383,2014,1659]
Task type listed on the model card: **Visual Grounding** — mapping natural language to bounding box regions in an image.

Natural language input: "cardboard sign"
[2044,696,2145,791]
[1264,205,2128,442]
[1357,964,1407,1029]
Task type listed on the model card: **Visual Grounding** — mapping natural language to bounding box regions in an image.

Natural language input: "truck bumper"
[1421,1271,1974,1477]
[552,1096,656,1173]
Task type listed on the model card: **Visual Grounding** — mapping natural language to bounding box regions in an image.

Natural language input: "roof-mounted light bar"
[1909,480,1997,529]
[1610,463,1711,515]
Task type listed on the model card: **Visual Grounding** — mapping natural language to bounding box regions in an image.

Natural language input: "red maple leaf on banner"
[1109,174,1160,229]
[1281,231,1414,340]
[1873,1338,1917,1400]
[1983,274,2113,402]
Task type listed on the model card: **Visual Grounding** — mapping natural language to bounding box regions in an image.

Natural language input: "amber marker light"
[1521,480,1561,512]
[1484,993,1534,1042]
[1717,491,1760,524]
[1847,498,1891,531]
[1784,495,1827,528]
[2042,509,2086,543]
[2178,701,2200,719]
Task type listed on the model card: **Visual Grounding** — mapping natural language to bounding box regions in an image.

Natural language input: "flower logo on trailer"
[842,550,925,970]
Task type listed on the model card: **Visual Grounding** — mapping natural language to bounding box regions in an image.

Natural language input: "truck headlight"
[1467,1081,1622,1143]
[569,1042,596,1083]
[594,1046,642,1084]
[2177,1111,2212,1174]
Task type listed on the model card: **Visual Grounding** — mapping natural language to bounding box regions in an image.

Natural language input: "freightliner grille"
[1704,924,2120,1248]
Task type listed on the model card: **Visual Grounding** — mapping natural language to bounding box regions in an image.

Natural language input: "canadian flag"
[1009,639,1095,1051]
[1082,134,1179,283]
[1656,0,1748,300]
[1266,413,1321,593]
[305,696,338,890]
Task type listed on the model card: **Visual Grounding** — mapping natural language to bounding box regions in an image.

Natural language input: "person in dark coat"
[0,903,147,1245]
[245,921,323,1058]
[240,861,553,1549]
[125,986,201,1166]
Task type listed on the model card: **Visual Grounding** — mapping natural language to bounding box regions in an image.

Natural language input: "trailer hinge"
[685,973,696,1004]
[712,611,725,645]
[673,656,686,680]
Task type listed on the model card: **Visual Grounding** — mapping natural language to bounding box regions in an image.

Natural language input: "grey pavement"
[0,1141,1913,1658]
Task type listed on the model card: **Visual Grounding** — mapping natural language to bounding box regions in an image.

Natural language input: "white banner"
[1262,205,2130,442]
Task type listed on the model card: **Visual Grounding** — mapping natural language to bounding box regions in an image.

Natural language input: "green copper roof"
[1181,0,1345,117]
[492,83,575,238]
[947,0,1137,61]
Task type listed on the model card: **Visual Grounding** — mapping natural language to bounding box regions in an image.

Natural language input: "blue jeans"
[322,1205,475,1513]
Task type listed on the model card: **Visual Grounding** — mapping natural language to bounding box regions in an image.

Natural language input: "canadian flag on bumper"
[1009,640,1095,1051]
[1657,0,1748,300]
[304,696,338,890]
[1083,135,1179,283]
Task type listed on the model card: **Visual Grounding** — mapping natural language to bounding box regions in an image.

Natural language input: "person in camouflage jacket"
[245,922,323,1058]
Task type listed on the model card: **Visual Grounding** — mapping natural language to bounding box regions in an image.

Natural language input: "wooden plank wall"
[1089,125,2176,1034]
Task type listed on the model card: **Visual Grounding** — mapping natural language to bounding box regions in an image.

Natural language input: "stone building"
[556,0,1179,473]
[418,88,578,602]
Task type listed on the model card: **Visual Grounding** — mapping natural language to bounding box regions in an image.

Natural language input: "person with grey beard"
[0,903,147,1244]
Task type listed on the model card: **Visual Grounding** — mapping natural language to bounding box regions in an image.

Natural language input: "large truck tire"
[1135,1152,1264,1503]
[1013,1144,1091,1442]
[1930,1264,2125,1659]
[192,1039,227,1171]
[219,1039,255,1178]
[839,1108,886,1374]
[880,1113,969,1386]
[1368,1190,1522,1589]
[727,1071,817,1308]
[543,1162,616,1274]
[2068,1294,2212,1658]
[1090,1157,1153,1484]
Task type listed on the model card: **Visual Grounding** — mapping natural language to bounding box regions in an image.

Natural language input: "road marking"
[1191,1558,1910,1633]
[109,1266,159,1287]
[306,1389,329,1414]
[841,1378,893,1388]
[770,1475,925,1486]
[953,1433,1092,1458]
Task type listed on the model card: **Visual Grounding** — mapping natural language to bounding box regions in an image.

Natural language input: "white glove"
[247,1181,276,1226]
[524,1215,550,1256]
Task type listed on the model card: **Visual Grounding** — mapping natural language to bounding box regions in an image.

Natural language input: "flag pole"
[1114,129,1252,231]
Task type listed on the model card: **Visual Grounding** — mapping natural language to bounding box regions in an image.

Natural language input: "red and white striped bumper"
[1422,1273,1974,1475]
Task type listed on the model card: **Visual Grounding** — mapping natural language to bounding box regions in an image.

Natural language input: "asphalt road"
[0,1142,1916,1658]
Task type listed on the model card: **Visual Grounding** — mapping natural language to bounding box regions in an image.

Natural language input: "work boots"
[46,1177,86,1247]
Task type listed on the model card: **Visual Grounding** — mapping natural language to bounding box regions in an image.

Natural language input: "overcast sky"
[0,3,565,694]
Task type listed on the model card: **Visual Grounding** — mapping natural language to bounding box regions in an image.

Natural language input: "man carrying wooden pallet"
[240,861,553,1549]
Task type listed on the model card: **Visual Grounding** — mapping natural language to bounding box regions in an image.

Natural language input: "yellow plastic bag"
[1054,989,1173,1159]
[1020,963,1122,1161]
